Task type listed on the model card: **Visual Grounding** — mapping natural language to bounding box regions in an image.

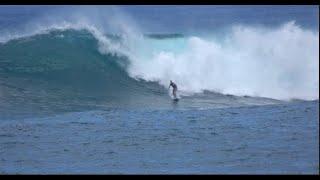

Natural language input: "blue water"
[0,5,319,174]
[0,100,318,174]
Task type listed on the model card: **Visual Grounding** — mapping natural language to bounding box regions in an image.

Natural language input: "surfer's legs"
[173,88,177,98]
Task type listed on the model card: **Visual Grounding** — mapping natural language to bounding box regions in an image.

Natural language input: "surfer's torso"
[170,82,177,89]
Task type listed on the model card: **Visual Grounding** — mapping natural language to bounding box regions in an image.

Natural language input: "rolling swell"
[0,29,288,119]
[0,30,169,118]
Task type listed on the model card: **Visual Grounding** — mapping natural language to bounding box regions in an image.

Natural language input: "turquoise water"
[0,30,287,119]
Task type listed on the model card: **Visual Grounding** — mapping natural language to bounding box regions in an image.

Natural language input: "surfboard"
[168,89,179,102]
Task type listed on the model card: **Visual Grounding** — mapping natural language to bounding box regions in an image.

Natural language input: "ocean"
[0,5,319,174]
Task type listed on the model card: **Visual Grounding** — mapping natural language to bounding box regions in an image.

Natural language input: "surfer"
[169,80,178,99]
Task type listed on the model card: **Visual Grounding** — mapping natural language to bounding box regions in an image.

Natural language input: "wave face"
[0,6,318,118]
[0,30,169,116]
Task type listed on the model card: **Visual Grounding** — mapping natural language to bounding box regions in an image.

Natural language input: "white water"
[128,21,319,100]
[0,6,318,101]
